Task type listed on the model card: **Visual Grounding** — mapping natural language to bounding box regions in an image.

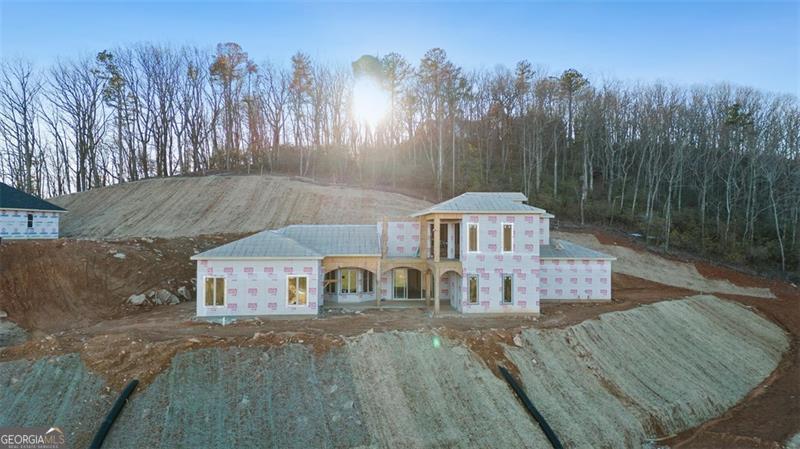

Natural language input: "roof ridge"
[267,229,321,255]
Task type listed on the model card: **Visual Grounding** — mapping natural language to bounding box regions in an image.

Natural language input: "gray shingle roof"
[191,224,381,259]
[412,192,545,216]
[276,225,380,256]
[191,230,323,259]
[540,239,616,260]
[0,182,66,212]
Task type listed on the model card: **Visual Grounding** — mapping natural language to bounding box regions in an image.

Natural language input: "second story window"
[468,223,479,252]
[502,223,513,252]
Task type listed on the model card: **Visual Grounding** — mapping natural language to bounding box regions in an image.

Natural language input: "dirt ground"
[0,236,233,333]
[1,227,798,447]
[567,228,800,449]
[50,174,430,239]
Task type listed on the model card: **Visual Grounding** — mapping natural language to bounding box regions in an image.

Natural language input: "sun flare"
[352,77,390,129]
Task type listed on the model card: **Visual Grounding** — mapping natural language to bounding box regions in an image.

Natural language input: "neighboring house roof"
[191,224,381,260]
[0,182,66,212]
[191,230,323,260]
[540,239,616,260]
[276,225,381,256]
[411,192,546,216]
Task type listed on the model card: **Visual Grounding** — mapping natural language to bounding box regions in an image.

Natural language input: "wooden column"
[433,216,441,262]
[424,271,430,307]
[434,268,440,315]
[419,217,427,259]
[381,217,388,257]
[376,259,382,308]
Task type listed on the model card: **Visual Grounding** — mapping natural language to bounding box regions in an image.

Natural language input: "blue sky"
[1,1,798,96]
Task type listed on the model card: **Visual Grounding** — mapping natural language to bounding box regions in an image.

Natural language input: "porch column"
[433,216,441,262]
[434,269,440,315]
[419,217,427,259]
[376,260,382,309]
[424,271,430,307]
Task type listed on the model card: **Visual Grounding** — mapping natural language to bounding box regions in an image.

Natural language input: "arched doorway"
[439,270,462,309]
[389,267,423,300]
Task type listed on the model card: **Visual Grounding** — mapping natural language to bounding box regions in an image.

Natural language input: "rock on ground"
[127,289,180,306]
[127,294,147,306]
[177,286,191,300]
[152,289,180,305]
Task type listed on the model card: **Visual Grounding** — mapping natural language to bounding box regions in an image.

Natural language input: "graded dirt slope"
[0,237,226,333]
[104,335,549,449]
[0,295,786,449]
[0,354,110,445]
[50,175,430,239]
[554,231,775,298]
[506,295,788,448]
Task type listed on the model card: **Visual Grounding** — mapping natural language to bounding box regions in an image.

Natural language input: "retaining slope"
[0,296,787,448]
[50,175,429,239]
[505,295,789,448]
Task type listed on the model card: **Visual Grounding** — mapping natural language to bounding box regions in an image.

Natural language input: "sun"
[352,77,390,129]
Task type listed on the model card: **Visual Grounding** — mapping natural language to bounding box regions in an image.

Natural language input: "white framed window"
[204,276,226,307]
[362,270,374,293]
[340,269,357,294]
[468,223,479,252]
[502,223,513,252]
[27,213,34,228]
[468,275,479,304]
[502,274,513,304]
[287,275,308,306]
[324,270,337,294]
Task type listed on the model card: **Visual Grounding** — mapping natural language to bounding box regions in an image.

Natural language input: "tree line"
[1,43,798,274]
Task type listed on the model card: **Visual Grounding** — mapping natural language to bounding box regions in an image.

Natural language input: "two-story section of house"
[191,192,615,318]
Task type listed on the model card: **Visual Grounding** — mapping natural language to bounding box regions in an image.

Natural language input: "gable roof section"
[276,225,380,256]
[412,192,545,217]
[191,230,323,260]
[540,239,616,260]
[0,182,66,212]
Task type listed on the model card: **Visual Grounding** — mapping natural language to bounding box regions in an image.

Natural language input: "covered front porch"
[377,258,463,315]
[321,299,458,316]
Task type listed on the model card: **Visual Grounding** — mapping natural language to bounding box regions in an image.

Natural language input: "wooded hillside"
[1,44,797,273]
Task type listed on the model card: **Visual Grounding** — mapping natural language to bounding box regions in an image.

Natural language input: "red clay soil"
[662,265,800,448]
[0,236,232,334]
[2,233,799,447]
[537,273,696,329]
[580,227,800,448]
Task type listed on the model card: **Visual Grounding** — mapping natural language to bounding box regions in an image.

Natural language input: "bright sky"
[1,1,798,96]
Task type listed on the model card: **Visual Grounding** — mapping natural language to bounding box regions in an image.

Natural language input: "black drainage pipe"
[498,365,564,449]
[88,379,139,449]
